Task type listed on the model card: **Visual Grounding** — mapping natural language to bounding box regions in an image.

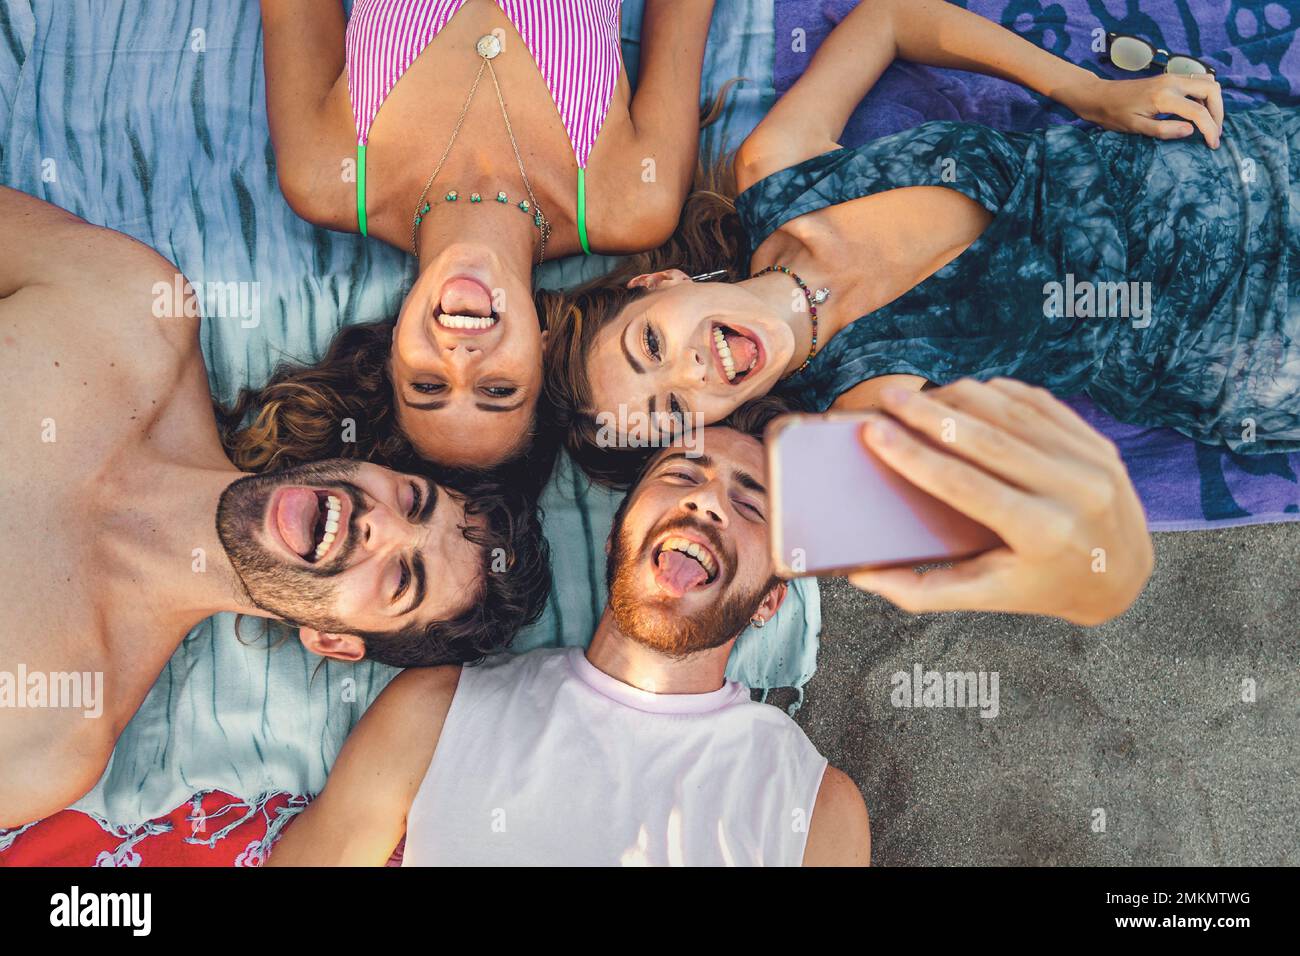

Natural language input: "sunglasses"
[1103,33,1216,77]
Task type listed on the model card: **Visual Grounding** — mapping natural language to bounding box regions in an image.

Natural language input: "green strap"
[576,166,590,255]
[356,143,368,237]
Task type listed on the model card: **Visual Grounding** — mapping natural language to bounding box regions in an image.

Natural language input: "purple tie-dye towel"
[773,0,1300,530]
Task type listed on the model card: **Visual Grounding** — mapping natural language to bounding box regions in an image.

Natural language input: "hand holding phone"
[849,378,1153,626]
[767,412,1002,577]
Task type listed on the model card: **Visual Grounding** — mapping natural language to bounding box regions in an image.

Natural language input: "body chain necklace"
[409,34,550,264]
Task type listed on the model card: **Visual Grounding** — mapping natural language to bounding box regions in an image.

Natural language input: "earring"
[750,617,767,629]
[690,269,727,282]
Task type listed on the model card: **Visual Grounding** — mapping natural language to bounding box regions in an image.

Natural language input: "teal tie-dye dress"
[736,103,1300,454]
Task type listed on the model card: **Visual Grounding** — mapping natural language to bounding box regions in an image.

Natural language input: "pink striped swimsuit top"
[345,0,624,247]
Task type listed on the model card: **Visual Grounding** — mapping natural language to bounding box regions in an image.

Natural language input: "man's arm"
[266,666,461,866]
[850,378,1154,626]
[258,0,356,228]
[803,766,871,866]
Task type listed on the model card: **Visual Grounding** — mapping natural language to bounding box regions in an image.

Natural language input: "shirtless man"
[0,187,550,828]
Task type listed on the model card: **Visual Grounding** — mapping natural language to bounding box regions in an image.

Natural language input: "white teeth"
[713,326,737,381]
[436,313,496,330]
[313,496,343,561]
[660,536,717,578]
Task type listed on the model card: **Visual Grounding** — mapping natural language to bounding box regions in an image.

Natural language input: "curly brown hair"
[537,160,751,488]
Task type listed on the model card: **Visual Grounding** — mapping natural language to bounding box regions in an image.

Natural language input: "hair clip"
[690,270,727,282]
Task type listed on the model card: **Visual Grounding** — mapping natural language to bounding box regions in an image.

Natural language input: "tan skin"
[268,428,871,866]
[587,0,1226,431]
[260,0,716,466]
[0,188,485,828]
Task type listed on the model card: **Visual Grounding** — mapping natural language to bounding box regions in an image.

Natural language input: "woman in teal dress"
[542,0,1299,474]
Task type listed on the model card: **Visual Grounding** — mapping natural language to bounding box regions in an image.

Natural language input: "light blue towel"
[0,0,819,827]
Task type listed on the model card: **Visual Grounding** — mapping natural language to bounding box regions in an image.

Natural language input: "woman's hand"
[848,379,1154,626]
[1059,72,1223,147]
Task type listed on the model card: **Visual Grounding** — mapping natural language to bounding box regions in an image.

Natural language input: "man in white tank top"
[267,408,871,866]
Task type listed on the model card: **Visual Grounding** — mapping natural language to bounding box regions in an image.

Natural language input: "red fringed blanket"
[0,792,307,867]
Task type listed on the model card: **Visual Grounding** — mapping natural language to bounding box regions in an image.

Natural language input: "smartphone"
[766,412,1002,578]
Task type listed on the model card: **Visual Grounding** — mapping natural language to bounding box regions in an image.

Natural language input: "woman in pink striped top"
[255,0,715,471]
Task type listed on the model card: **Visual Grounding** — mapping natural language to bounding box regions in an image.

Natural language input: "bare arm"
[259,0,356,228]
[802,766,871,866]
[600,0,716,248]
[737,0,1222,189]
[629,0,716,173]
[266,666,461,866]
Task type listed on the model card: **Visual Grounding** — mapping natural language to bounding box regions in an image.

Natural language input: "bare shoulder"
[0,189,202,371]
[0,186,183,299]
[803,764,872,866]
[365,665,462,730]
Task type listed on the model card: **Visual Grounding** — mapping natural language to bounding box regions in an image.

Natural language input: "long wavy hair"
[537,158,750,487]
[215,321,559,500]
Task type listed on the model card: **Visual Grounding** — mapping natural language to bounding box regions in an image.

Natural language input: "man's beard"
[216,459,365,632]
[606,512,768,657]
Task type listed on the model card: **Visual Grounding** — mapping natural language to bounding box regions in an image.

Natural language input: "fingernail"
[880,386,909,406]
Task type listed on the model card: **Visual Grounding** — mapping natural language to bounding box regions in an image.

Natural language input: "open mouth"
[650,534,720,596]
[433,275,499,333]
[273,488,347,564]
[711,323,762,384]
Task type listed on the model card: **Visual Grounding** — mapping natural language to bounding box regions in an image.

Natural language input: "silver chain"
[410,52,550,264]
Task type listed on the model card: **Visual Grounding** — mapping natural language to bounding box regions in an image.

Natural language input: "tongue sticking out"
[439,277,493,318]
[655,548,709,594]
[276,488,321,558]
[724,330,757,375]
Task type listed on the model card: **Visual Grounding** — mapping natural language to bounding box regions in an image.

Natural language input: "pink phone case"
[766,413,1003,578]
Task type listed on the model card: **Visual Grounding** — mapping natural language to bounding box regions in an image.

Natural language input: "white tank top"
[403,647,828,866]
